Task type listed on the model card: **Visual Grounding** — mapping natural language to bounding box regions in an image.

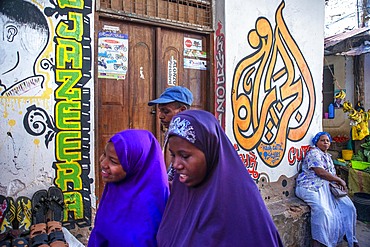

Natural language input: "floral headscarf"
[312,131,332,146]
[157,110,283,247]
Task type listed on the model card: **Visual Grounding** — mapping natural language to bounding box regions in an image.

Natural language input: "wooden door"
[95,18,211,200]
[153,28,210,144]
[95,19,156,199]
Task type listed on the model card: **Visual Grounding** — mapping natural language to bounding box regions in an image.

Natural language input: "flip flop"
[0,197,15,241]
[32,190,48,225]
[29,223,49,247]
[0,239,11,247]
[47,187,64,222]
[11,237,28,247]
[0,196,9,231]
[15,196,32,235]
[47,221,68,247]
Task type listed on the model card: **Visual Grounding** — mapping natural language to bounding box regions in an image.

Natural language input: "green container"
[351,160,370,171]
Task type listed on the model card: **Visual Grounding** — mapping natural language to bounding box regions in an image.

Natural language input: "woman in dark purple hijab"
[157,110,283,247]
[88,130,169,247]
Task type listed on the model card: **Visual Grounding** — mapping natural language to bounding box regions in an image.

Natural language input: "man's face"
[158,102,185,129]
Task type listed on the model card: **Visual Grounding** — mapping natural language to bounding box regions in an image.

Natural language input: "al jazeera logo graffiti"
[23,0,93,229]
[232,1,315,169]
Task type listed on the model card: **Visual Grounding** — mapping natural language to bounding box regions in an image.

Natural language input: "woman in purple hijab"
[88,130,169,247]
[157,110,283,247]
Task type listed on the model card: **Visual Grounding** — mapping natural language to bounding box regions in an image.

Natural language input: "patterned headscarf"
[88,130,169,247]
[312,131,332,146]
[157,110,283,247]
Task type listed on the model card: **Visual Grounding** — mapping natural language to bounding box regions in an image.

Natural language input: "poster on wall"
[184,58,207,70]
[184,49,207,59]
[184,37,202,50]
[183,37,207,70]
[98,31,129,79]
[168,56,178,86]
[334,89,346,108]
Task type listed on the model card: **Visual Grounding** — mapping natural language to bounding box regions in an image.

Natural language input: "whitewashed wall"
[0,0,94,229]
[324,0,360,37]
[214,0,325,190]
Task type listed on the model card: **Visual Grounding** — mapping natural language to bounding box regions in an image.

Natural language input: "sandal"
[0,196,9,230]
[29,223,49,247]
[47,188,64,222]
[47,221,68,247]
[11,237,28,247]
[0,239,11,247]
[15,197,32,236]
[0,198,15,241]
[31,190,48,225]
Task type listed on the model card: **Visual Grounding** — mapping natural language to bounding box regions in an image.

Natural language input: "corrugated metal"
[340,43,370,56]
[324,27,370,49]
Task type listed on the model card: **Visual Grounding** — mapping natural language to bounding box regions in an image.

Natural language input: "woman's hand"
[336,178,348,192]
[312,167,348,191]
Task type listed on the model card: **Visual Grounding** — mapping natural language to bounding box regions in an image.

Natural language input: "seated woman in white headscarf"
[295,131,359,247]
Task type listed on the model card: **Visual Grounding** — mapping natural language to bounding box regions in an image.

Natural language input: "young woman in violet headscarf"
[157,110,283,247]
[295,132,359,247]
[88,130,169,247]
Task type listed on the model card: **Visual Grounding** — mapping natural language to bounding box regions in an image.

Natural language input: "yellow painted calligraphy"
[232,1,315,167]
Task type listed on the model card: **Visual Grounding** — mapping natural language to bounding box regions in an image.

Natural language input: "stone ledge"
[267,197,311,247]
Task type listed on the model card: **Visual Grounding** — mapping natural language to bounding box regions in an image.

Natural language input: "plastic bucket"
[353,193,370,222]
[342,149,353,160]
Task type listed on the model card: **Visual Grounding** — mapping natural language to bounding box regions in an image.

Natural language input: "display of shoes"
[0,197,16,240]
[0,186,67,247]
[0,196,30,247]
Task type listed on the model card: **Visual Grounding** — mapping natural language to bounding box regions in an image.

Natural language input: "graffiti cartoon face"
[0,15,20,81]
[0,0,49,96]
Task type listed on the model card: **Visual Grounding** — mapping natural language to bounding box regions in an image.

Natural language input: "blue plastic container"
[328,103,335,119]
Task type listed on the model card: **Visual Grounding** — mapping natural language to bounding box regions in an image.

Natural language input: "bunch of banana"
[348,110,362,124]
[334,90,346,99]
[342,100,353,112]
[363,110,370,122]
[342,100,370,127]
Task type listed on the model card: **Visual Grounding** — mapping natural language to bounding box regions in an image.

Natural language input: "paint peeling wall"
[214,0,325,202]
[325,0,361,37]
[0,0,94,230]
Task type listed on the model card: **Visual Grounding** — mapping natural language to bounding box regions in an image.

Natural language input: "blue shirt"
[296,147,336,191]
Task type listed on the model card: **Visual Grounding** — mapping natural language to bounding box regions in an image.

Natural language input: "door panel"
[96,19,156,199]
[129,25,156,130]
[159,29,208,110]
[155,29,209,144]
[96,19,211,201]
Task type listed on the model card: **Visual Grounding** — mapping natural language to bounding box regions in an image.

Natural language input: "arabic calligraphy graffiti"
[231,1,315,167]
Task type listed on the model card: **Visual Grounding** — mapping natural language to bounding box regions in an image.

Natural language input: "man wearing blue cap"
[148,86,193,129]
[148,86,193,182]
